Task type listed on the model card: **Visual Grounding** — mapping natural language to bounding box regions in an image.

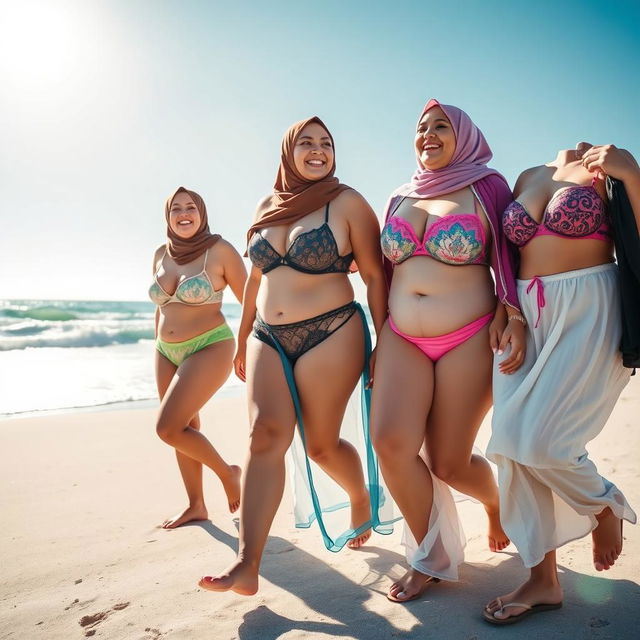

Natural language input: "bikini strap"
[324,202,330,223]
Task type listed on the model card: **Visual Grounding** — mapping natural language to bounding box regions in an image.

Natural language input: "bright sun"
[0,1,77,89]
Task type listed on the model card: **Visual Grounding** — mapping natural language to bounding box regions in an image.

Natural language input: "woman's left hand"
[489,312,506,354]
[366,346,377,389]
[580,144,640,183]
[497,317,526,374]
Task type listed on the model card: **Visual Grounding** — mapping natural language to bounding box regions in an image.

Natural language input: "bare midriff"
[158,303,227,343]
[389,257,496,337]
[517,236,614,280]
[256,271,355,325]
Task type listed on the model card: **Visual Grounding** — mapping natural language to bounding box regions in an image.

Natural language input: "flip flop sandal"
[483,598,562,625]
[386,576,440,603]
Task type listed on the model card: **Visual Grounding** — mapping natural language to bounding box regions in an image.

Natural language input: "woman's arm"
[581,144,640,232]
[151,246,164,338]
[233,265,262,382]
[345,191,388,337]
[219,240,248,304]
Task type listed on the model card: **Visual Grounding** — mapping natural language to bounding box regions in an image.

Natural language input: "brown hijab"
[246,116,352,245]
[165,186,220,265]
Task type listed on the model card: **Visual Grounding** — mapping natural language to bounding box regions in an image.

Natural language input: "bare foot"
[221,465,242,513]
[347,493,371,549]
[485,577,563,622]
[198,558,258,596]
[387,567,437,602]
[161,504,208,529]
[486,506,510,552]
[592,507,623,571]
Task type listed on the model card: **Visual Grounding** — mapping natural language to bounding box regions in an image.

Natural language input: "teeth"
[307,160,324,166]
[178,220,192,225]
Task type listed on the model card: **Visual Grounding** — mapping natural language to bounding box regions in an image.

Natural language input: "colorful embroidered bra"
[502,184,610,247]
[148,249,223,306]
[247,202,353,274]
[380,197,488,266]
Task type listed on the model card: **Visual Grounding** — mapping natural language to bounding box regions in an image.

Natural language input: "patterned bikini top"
[148,249,223,306]
[380,197,488,266]
[502,183,610,247]
[247,202,354,274]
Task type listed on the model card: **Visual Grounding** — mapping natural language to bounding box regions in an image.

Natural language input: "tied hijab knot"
[165,187,220,265]
[392,98,500,200]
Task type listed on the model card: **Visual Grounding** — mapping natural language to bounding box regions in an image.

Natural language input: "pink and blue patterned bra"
[380,209,488,267]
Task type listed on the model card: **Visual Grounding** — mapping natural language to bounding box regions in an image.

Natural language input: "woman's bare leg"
[426,326,509,551]
[155,339,241,513]
[155,350,209,527]
[294,313,370,548]
[370,322,436,600]
[484,551,563,621]
[199,337,296,595]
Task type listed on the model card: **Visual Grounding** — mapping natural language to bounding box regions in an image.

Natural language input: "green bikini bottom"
[156,323,234,366]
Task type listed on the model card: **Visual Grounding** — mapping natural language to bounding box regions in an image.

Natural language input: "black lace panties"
[253,301,358,365]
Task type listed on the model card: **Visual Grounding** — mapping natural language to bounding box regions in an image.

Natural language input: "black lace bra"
[247,203,353,274]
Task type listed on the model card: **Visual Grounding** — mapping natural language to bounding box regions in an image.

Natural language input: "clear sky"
[1,0,639,301]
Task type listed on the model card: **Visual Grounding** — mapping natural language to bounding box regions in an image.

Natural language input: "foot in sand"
[387,567,438,603]
[484,577,563,623]
[347,493,371,549]
[486,505,510,552]
[221,465,242,513]
[161,503,208,529]
[592,507,623,571]
[198,558,258,596]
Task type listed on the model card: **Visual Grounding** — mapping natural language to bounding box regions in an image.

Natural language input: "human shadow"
[189,522,424,639]
[189,522,640,639]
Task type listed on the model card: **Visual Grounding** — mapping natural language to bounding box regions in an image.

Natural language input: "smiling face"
[292,122,334,181]
[168,191,202,239]
[415,106,456,170]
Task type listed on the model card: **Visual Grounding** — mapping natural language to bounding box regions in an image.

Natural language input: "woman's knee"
[371,424,415,463]
[248,418,292,456]
[304,439,339,464]
[156,415,182,445]
[430,456,465,484]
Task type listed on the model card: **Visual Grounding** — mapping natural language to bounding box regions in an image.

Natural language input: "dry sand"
[1,385,639,640]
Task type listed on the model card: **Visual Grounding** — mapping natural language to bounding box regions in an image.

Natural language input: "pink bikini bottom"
[388,312,493,362]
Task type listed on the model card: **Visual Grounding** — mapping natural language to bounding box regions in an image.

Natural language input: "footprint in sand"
[78,602,130,637]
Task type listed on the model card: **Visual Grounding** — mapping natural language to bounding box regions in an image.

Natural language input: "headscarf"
[246,116,351,245]
[393,99,499,200]
[165,186,220,265]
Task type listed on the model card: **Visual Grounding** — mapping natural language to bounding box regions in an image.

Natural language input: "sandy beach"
[1,384,639,640]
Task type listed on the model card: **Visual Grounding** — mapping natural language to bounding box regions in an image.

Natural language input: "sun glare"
[0,1,76,89]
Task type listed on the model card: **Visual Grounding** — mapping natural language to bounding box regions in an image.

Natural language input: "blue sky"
[1,0,639,300]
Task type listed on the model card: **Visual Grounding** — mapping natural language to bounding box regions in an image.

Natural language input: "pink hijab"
[393,99,499,199]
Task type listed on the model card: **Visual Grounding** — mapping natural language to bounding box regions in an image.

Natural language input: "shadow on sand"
[190,521,640,640]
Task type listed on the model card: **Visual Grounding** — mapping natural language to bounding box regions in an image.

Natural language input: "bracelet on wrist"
[508,314,527,326]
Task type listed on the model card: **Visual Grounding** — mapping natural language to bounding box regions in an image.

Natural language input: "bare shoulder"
[254,194,273,219]
[211,237,241,259]
[513,165,545,194]
[334,188,374,218]
[153,244,166,262]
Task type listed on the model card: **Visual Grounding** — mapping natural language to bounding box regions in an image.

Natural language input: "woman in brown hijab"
[149,187,247,528]
[198,117,390,595]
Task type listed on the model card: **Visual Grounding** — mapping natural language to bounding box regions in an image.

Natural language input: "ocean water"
[0,300,243,417]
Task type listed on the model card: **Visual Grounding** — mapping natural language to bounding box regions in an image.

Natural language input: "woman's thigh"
[245,336,297,451]
[426,325,492,465]
[158,338,234,428]
[370,321,435,456]
[293,312,364,450]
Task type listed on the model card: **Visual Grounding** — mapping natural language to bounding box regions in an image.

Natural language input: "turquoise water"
[0,300,243,416]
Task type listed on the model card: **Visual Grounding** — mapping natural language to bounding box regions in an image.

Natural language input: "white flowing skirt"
[488,264,636,568]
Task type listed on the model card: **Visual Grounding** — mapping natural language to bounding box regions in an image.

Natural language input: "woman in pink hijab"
[371,99,524,601]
